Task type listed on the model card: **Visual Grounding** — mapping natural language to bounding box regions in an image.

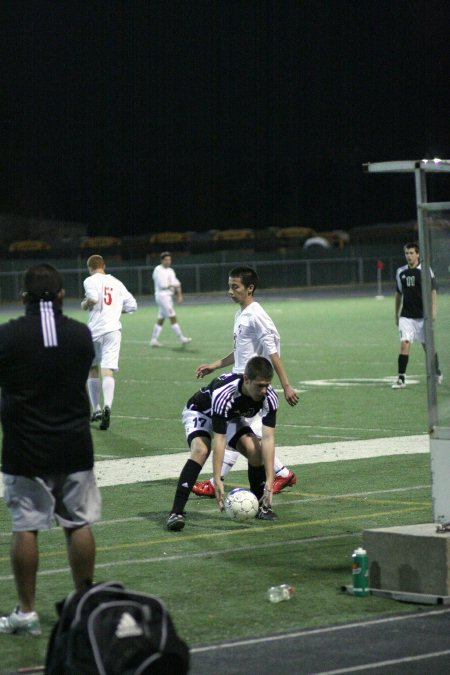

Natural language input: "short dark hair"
[160,251,171,260]
[244,356,273,381]
[404,242,419,253]
[228,266,259,292]
[23,264,63,302]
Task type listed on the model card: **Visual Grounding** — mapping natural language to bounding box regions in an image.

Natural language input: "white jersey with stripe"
[152,264,181,297]
[232,301,280,374]
[83,272,137,339]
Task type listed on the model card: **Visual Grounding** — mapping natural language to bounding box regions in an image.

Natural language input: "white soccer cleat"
[179,336,192,345]
[437,373,444,385]
[0,608,41,636]
[391,377,406,389]
[150,339,163,348]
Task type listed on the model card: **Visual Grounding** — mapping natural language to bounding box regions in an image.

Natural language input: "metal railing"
[0,255,447,303]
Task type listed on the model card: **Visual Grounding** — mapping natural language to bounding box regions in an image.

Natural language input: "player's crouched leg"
[238,435,277,521]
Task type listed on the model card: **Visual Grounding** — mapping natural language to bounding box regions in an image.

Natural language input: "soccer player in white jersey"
[82,255,137,429]
[150,251,191,347]
[392,242,442,389]
[193,265,299,496]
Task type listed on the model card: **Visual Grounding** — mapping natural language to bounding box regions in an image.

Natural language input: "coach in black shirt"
[0,264,101,636]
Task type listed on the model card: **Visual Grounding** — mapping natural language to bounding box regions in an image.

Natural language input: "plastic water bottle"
[266,584,296,603]
[351,547,369,597]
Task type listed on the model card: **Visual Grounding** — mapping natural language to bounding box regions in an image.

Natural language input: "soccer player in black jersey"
[167,356,278,531]
[392,242,442,389]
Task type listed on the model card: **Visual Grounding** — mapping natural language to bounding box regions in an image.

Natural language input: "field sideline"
[0,434,428,497]
[90,433,429,488]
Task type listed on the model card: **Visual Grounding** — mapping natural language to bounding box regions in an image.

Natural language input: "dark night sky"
[1,0,450,236]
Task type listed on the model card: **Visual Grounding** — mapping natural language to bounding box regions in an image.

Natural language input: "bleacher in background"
[0,217,426,261]
[1,214,449,267]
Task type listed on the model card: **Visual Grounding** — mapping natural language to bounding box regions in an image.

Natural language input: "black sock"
[398,354,408,377]
[248,465,266,502]
[171,459,203,514]
[435,353,441,376]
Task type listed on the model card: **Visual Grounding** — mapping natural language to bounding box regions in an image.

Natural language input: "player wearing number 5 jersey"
[82,255,137,429]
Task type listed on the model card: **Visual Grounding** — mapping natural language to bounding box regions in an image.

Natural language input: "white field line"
[0,533,369,581]
[190,608,450,654]
[0,434,429,497]
[312,649,450,675]
[92,434,429,488]
[0,483,430,540]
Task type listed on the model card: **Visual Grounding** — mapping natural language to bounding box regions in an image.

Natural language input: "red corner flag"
[377,260,384,270]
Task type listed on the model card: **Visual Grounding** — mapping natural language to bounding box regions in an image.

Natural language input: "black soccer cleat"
[166,513,186,531]
[256,506,277,521]
[100,406,111,430]
[90,410,102,423]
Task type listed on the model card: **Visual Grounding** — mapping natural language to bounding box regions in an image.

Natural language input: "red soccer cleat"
[192,479,215,498]
[273,470,297,494]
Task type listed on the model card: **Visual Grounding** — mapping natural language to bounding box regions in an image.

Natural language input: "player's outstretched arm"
[269,352,299,406]
[212,432,226,511]
[260,425,275,507]
[195,352,234,378]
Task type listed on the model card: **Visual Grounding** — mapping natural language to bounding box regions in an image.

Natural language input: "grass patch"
[0,292,444,670]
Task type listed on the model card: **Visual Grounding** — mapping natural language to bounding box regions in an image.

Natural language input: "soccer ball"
[224,488,259,522]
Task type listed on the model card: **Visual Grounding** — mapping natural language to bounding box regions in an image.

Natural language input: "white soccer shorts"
[155,293,176,319]
[182,407,252,448]
[92,330,122,370]
[398,317,425,344]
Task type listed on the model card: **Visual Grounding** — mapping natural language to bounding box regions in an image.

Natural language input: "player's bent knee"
[190,440,211,465]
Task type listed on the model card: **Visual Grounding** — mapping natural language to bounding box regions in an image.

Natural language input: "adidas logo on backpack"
[115,611,143,638]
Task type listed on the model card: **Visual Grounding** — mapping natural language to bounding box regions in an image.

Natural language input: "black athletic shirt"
[0,301,95,476]
[186,372,278,434]
[395,263,437,319]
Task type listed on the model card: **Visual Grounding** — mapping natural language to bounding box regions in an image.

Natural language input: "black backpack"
[45,581,190,675]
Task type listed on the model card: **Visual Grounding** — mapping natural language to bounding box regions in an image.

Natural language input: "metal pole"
[414,168,438,431]
[376,260,384,298]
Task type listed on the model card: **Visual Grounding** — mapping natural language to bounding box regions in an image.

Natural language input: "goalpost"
[364,159,450,526]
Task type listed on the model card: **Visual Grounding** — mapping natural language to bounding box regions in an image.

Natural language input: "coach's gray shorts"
[3,470,101,531]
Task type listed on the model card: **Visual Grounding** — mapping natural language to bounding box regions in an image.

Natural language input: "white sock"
[275,463,290,478]
[210,452,290,482]
[171,323,183,339]
[209,448,239,486]
[17,609,35,618]
[102,376,115,408]
[222,448,239,476]
[152,324,162,340]
[87,378,100,411]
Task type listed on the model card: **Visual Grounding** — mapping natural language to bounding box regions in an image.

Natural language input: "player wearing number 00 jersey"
[392,242,442,389]
[82,255,137,429]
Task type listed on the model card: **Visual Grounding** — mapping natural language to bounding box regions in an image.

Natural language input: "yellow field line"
[0,505,427,564]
